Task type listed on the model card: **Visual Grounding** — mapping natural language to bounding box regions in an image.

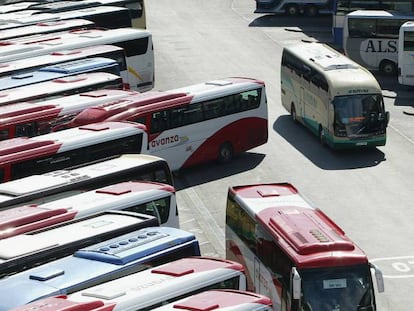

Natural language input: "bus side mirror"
[292,267,301,300]
[385,111,390,126]
[370,262,385,293]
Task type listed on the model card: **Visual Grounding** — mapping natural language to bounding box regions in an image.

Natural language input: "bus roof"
[284,42,382,95]
[0,72,123,105]
[0,27,151,62]
[0,57,118,91]
[0,180,175,239]
[0,19,95,41]
[0,121,145,163]
[151,289,273,311]
[0,89,137,124]
[0,6,130,30]
[0,154,168,204]
[65,257,245,307]
[170,77,265,102]
[346,9,414,18]
[229,183,313,216]
[0,210,158,278]
[0,226,199,311]
[0,44,125,77]
[230,183,368,268]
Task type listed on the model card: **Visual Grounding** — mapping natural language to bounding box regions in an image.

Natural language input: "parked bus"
[254,0,333,16]
[0,89,138,140]
[0,180,179,239]
[0,72,123,107]
[332,0,414,46]
[0,57,120,91]
[0,210,158,278]
[0,121,147,182]
[343,10,414,75]
[66,77,268,171]
[0,226,200,310]
[281,41,389,149]
[18,257,247,311]
[151,289,273,311]
[0,27,154,91]
[0,0,146,29]
[226,182,385,311]
[0,44,129,88]
[0,6,132,29]
[398,21,414,85]
[0,154,174,209]
[0,19,94,41]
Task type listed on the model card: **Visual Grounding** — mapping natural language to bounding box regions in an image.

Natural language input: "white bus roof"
[0,154,166,199]
[151,289,273,311]
[37,181,174,216]
[0,121,144,154]
[0,27,151,62]
[67,257,246,308]
[346,9,414,18]
[0,212,152,260]
[168,77,265,103]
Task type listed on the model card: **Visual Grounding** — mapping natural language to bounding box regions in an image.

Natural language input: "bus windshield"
[301,265,374,311]
[333,94,387,136]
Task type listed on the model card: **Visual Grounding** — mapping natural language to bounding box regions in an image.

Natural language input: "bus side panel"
[226,226,283,311]
[181,117,268,169]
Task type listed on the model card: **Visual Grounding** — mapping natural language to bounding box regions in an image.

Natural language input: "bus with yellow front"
[281,41,389,149]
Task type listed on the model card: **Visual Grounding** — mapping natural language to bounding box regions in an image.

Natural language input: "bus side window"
[151,111,169,133]
[15,123,38,138]
[311,72,329,92]
[182,104,203,125]
[0,130,9,141]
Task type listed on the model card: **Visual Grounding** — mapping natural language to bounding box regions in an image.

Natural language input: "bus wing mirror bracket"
[292,267,301,300]
[370,262,385,293]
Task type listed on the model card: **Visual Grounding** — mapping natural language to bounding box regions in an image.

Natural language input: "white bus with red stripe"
[66,77,268,171]
[151,289,273,311]
[0,180,178,239]
[0,89,138,140]
[0,27,154,91]
[13,257,247,311]
[226,183,385,311]
[0,121,147,182]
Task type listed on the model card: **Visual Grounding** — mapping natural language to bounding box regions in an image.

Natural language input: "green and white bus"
[281,41,389,149]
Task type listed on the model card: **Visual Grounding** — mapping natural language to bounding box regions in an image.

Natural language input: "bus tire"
[291,104,297,122]
[285,4,299,16]
[304,5,318,17]
[218,142,233,163]
[380,60,397,75]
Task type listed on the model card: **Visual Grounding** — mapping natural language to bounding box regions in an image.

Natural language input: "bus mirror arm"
[370,262,385,293]
[292,267,302,300]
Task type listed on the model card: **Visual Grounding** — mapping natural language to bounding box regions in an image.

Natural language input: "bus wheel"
[291,104,297,122]
[285,4,299,15]
[319,126,326,146]
[304,5,318,17]
[380,60,397,75]
[218,142,233,163]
